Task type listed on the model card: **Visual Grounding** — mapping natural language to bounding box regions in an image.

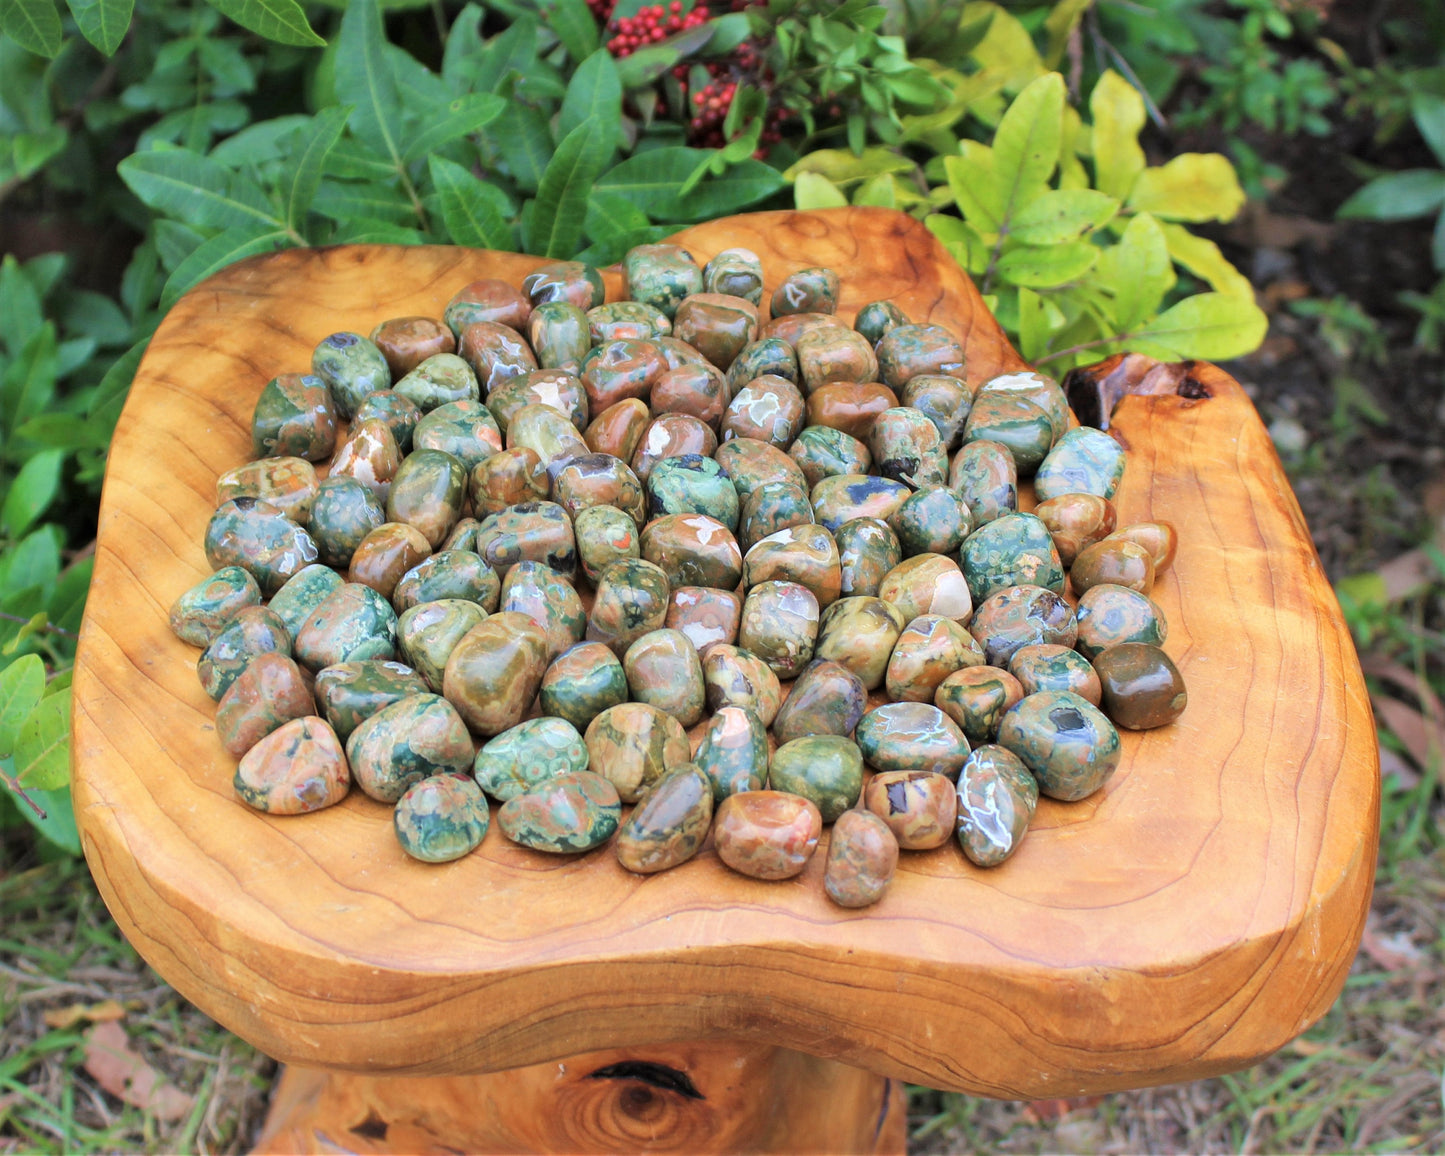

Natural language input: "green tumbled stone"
[855,701,970,778]
[726,337,798,397]
[955,744,1038,867]
[623,244,703,320]
[835,517,902,599]
[615,764,714,874]
[1034,427,1127,503]
[811,474,911,533]
[473,716,589,801]
[371,317,456,380]
[444,279,531,337]
[505,404,589,471]
[1010,643,1100,704]
[884,615,984,703]
[1073,583,1168,660]
[205,498,319,597]
[584,702,691,803]
[789,425,871,490]
[949,440,1017,526]
[876,554,975,624]
[672,293,759,372]
[968,584,1077,668]
[346,692,474,803]
[962,392,1054,475]
[959,513,1065,603]
[623,628,705,728]
[853,300,909,346]
[739,482,813,555]
[722,374,805,445]
[1092,642,1187,730]
[587,301,672,344]
[979,371,1069,444]
[693,705,768,801]
[252,373,338,461]
[487,371,588,437]
[470,447,550,518]
[294,582,398,670]
[738,580,819,680]
[997,690,1121,801]
[889,487,972,557]
[768,735,863,824]
[475,501,577,581]
[398,599,488,690]
[646,455,739,528]
[312,331,391,420]
[701,644,782,727]
[813,596,907,690]
[459,321,538,394]
[641,513,743,592]
[498,771,621,853]
[169,566,260,647]
[934,665,1025,746]
[268,563,345,641]
[539,641,630,732]
[197,605,291,701]
[771,659,867,746]
[901,375,973,451]
[313,659,430,741]
[309,477,386,570]
[794,327,878,393]
[524,261,605,310]
[712,438,807,502]
[770,267,840,316]
[554,453,645,525]
[702,247,765,305]
[875,323,966,389]
[587,558,671,657]
[393,551,500,614]
[394,774,489,863]
[442,611,549,736]
[742,523,841,607]
[501,561,585,661]
[215,651,314,758]
[574,505,642,585]
[869,407,948,488]
[529,301,591,372]
[217,457,318,523]
[394,353,480,412]
[412,399,503,472]
[353,390,422,453]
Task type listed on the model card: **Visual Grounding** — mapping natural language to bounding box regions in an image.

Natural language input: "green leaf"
[614,22,714,89]
[1,762,80,855]
[1337,169,1445,222]
[944,144,1003,234]
[65,0,132,55]
[1159,222,1254,300]
[203,0,322,44]
[784,147,913,188]
[1009,188,1118,245]
[491,102,552,195]
[88,338,147,440]
[1411,91,1445,169]
[1,527,61,597]
[1097,211,1172,333]
[666,159,785,222]
[995,239,1097,287]
[585,191,649,243]
[991,72,1063,230]
[525,117,612,259]
[47,557,92,635]
[852,173,898,208]
[334,0,403,164]
[1089,69,1145,202]
[925,213,988,276]
[965,1,1044,95]
[0,654,45,759]
[0,0,62,57]
[428,155,512,249]
[539,0,599,62]
[558,49,622,156]
[3,323,58,435]
[0,254,44,357]
[2,449,63,537]
[326,219,425,243]
[117,148,283,231]
[14,688,69,791]
[1126,292,1268,361]
[794,171,848,209]
[161,225,290,308]
[1041,0,1089,69]
[284,106,352,234]
[473,14,537,95]
[311,179,416,224]
[1128,153,1246,223]
[593,147,782,222]
[14,413,111,450]
[399,93,504,164]
[1434,207,1445,274]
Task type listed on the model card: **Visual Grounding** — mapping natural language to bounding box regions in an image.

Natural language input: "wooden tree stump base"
[254,1044,904,1154]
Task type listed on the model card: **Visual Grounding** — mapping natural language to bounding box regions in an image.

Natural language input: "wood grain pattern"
[71,207,1378,1097]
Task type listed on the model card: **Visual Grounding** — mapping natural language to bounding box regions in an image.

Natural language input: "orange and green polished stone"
[473,716,589,801]
[500,561,585,661]
[647,455,739,527]
[312,659,429,741]
[869,407,948,488]
[963,392,1053,474]
[539,641,629,732]
[585,398,651,461]
[630,413,717,483]
[712,437,807,502]
[583,702,690,803]
[386,448,466,548]
[1092,642,1187,730]
[441,517,480,552]
[672,293,758,371]
[721,374,806,446]
[1034,426,1126,502]
[294,582,398,670]
[884,615,984,703]
[487,371,588,437]
[1073,583,1168,660]
[788,425,871,490]
[329,418,401,504]
[810,474,909,533]
[739,579,819,679]
[348,521,431,598]
[394,773,490,863]
[824,809,899,909]
[469,447,550,518]
[863,770,957,850]
[701,644,782,727]
[768,735,863,824]
[855,701,970,778]
[876,554,973,624]
[528,301,591,373]
[641,513,743,591]
[934,665,1025,745]
[901,375,973,451]
[497,771,621,853]
[198,605,291,700]
[702,247,765,305]
[217,457,318,523]
[624,628,706,728]
[459,322,538,395]
[474,501,577,581]
[392,551,500,614]
[948,440,1017,528]
[955,744,1037,867]
[308,477,385,570]
[170,565,260,647]
[771,658,866,746]
[742,523,841,607]
[412,399,503,472]
[853,300,909,346]
[835,517,901,599]
[693,705,767,800]
[794,327,878,393]
[959,512,1065,603]
[354,390,423,453]
[370,317,455,380]
[580,338,668,411]
[346,692,474,803]
[812,595,906,690]
[615,763,715,874]
[1010,644,1101,705]
[979,371,1068,442]
[587,558,671,656]
[967,584,1076,667]
[1071,538,1155,596]
[874,323,966,389]
[252,373,338,461]
[523,260,605,310]
[441,610,550,735]
[574,505,641,585]
[714,790,822,881]
[398,599,487,690]
[444,278,532,336]
[760,310,846,346]
[215,652,314,758]
[652,362,728,427]
[205,498,319,597]
[805,381,899,441]
[1034,493,1117,568]
[234,716,349,816]
[997,690,1121,802]
[395,352,482,411]
[665,586,741,656]
[739,481,811,557]
[889,487,972,557]
[311,331,391,420]
[726,336,798,395]
[553,453,646,525]
[769,267,839,316]
[505,403,588,470]
[1106,521,1178,573]
[269,563,344,640]
[623,244,703,320]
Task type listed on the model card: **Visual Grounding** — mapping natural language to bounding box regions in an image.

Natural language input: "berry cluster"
[606,2,710,57]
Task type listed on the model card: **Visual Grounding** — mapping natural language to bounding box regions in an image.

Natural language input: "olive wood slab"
[72,207,1378,1098]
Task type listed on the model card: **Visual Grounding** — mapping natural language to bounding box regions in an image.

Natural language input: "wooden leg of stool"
[252,1042,906,1154]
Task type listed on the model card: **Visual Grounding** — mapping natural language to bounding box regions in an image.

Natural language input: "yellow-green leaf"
[944,145,1003,234]
[1128,153,1246,223]
[1042,0,1091,69]
[964,2,1045,94]
[1160,222,1255,299]
[785,147,913,188]
[992,72,1064,227]
[1017,286,1046,360]
[996,239,1097,287]
[1089,70,1145,203]
[1097,211,1173,332]
[794,171,848,210]
[900,63,1002,141]
[14,688,70,791]
[926,214,988,276]
[1059,105,1090,190]
[1126,293,1268,361]
[851,173,897,208]
[1010,188,1118,245]
[0,654,45,759]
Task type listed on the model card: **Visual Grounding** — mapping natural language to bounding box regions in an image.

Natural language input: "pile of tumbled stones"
[169,242,1187,909]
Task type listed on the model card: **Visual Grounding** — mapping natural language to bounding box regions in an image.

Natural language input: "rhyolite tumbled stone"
[217,457,318,523]
[553,453,646,525]
[459,322,537,395]
[772,658,867,746]
[901,375,973,451]
[889,487,972,557]
[524,260,605,310]
[647,455,739,528]
[252,373,338,461]
[641,513,743,591]
[445,278,532,336]
[392,551,500,614]
[308,476,386,570]
[980,371,1068,442]
[394,352,481,411]
[959,512,1065,603]
[197,605,291,700]
[1034,493,1117,568]
[529,301,591,372]
[721,374,805,446]
[574,505,641,584]
[967,584,1077,668]
[631,414,718,483]
[1010,644,1101,705]
[539,641,629,732]
[742,523,841,607]
[853,299,909,345]
[505,403,588,470]
[615,764,714,874]
[651,362,728,427]
[587,558,671,656]
[701,644,782,727]
[789,425,871,490]
[712,438,807,502]
[586,301,668,348]
[863,770,958,850]
[354,390,423,453]
[824,809,899,909]
[442,609,548,731]
[394,774,489,863]
[810,474,910,533]
[1073,583,1168,660]
[770,267,839,316]
[665,586,741,655]
[442,517,480,553]
[949,440,1017,526]
[398,599,488,690]
[1092,642,1187,729]
[585,397,651,462]
[702,247,765,305]
[794,327,878,393]
[999,690,1121,801]
[762,309,845,346]
[806,381,899,441]
[580,338,667,412]
[205,498,319,597]
[473,716,589,801]
[884,615,984,703]
[1106,521,1178,573]
[727,336,798,395]
[330,418,401,504]
[875,323,966,388]
[348,521,431,599]
[1070,538,1155,596]
[234,717,349,815]
[869,407,947,488]
[955,744,1037,867]
[1034,426,1126,502]
[346,692,474,803]
[501,561,585,660]
[934,665,1025,745]
[962,392,1054,474]
[672,293,758,371]
[813,596,907,690]
[488,370,587,436]
[835,517,901,599]
[413,399,503,472]
[269,563,345,641]
[215,652,314,757]
[474,501,577,580]
[313,659,429,741]
[693,705,768,800]
[855,701,970,778]
[738,580,819,679]
[370,317,455,380]
[170,566,260,647]
[294,582,398,670]
[584,702,690,803]
[714,790,823,881]
[876,554,974,624]
[498,771,621,853]
[768,735,863,824]
[624,628,706,728]
[623,244,702,320]
[469,447,550,517]
[311,331,391,420]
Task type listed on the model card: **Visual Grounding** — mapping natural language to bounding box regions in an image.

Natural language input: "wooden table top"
[71,207,1378,1098]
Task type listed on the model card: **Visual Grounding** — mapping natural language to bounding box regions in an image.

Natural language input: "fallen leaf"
[43,999,128,1030]
[1371,694,1443,778]
[82,1021,193,1122]
[1360,913,1425,972]
[1022,1095,1102,1123]
[1378,744,1421,789]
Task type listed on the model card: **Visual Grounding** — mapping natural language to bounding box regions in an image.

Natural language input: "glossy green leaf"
[1336,169,1445,222]
[161,225,290,308]
[784,146,913,188]
[1097,212,1172,333]
[2,449,62,538]
[204,0,322,45]
[473,15,537,95]
[995,239,1097,287]
[1128,153,1246,223]
[283,106,351,233]
[584,191,649,246]
[14,688,70,791]
[1089,69,1145,202]
[925,213,988,275]
[665,159,785,222]
[311,179,416,225]
[334,0,403,164]
[1159,222,1253,300]
[491,102,552,195]
[990,71,1063,228]
[3,323,58,436]
[326,219,425,243]
[558,49,621,155]
[1126,292,1268,361]
[0,0,61,57]
[118,148,283,231]
[539,0,599,62]
[1434,207,1445,273]
[943,146,1003,234]
[0,654,45,760]
[1016,285,1046,360]
[88,338,147,440]
[47,557,92,635]
[1009,188,1118,245]
[525,117,612,259]
[1411,91,1445,169]
[593,147,783,222]
[65,0,132,54]
[400,93,505,164]
[852,172,897,208]
[794,171,848,210]
[429,155,512,249]
[0,255,43,357]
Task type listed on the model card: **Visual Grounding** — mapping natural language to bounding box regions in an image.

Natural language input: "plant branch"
[1036,332,1130,369]
[0,612,78,640]
[0,768,49,821]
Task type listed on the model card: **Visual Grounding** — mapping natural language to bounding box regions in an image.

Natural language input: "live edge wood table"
[71,207,1378,1154]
